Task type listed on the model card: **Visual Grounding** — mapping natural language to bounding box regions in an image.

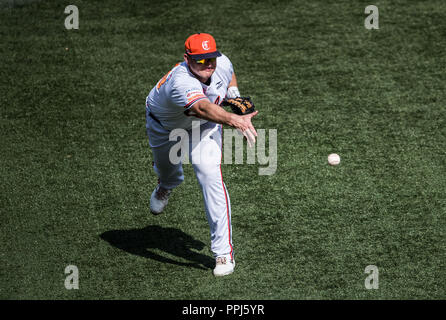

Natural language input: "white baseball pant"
[146,114,233,260]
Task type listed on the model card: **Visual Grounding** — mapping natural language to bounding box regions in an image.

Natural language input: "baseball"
[328,153,340,166]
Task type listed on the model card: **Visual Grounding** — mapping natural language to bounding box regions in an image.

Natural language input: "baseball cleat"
[213,255,235,277]
[150,185,171,215]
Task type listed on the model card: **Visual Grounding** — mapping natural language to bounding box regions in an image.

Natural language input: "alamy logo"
[168,122,277,175]
[365,5,379,30]
[64,5,79,30]
[364,265,379,289]
[64,265,79,290]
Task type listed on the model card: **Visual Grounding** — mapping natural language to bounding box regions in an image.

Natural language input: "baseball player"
[145,33,258,276]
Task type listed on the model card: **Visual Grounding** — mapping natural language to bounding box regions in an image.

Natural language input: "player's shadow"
[100,225,214,270]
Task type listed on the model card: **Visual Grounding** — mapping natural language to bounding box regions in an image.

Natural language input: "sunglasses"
[193,57,217,65]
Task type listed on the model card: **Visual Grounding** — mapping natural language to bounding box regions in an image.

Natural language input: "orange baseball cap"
[185,33,222,60]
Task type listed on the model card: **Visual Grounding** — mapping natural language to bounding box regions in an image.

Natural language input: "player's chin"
[200,69,214,79]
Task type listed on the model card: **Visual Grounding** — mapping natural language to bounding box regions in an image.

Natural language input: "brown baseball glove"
[221,97,255,115]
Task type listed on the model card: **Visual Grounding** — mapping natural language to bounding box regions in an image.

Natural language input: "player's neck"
[203,77,211,86]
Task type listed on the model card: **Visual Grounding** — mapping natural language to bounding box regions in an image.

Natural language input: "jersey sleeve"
[169,75,209,111]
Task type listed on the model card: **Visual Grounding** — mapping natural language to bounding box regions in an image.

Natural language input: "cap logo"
[202,40,210,50]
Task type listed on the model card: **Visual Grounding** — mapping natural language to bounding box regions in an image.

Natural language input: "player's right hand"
[233,111,258,147]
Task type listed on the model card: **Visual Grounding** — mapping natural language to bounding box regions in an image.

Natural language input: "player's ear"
[183,53,189,64]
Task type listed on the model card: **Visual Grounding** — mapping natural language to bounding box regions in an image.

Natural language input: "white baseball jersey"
[146,53,234,131]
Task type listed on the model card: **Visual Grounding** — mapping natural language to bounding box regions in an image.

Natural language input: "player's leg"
[189,122,235,276]
[146,116,185,214]
[151,142,185,190]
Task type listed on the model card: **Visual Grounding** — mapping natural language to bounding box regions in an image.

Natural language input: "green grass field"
[1,0,445,300]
